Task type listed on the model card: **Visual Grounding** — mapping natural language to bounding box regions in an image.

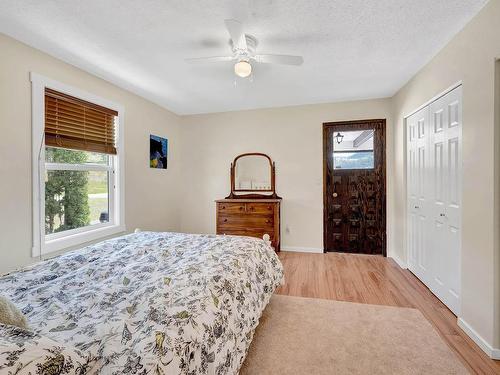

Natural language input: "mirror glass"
[235,155,272,191]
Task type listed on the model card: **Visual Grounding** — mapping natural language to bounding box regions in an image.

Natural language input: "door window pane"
[334,152,374,169]
[333,129,374,169]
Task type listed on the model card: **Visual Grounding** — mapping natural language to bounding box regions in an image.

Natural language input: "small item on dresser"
[216,152,282,251]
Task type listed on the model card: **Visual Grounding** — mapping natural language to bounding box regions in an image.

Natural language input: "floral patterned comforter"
[0,232,284,374]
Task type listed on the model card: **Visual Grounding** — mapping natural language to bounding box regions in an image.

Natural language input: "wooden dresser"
[215,198,281,251]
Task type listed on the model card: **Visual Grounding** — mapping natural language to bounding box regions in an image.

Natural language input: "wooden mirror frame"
[226,153,280,199]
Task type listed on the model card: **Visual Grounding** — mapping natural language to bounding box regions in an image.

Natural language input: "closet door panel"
[444,87,462,314]
[428,86,462,315]
[432,218,447,296]
[407,116,417,270]
[407,107,431,285]
[445,224,461,314]
[430,100,447,297]
[445,88,462,227]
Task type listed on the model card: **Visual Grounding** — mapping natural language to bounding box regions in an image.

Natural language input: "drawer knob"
[239,206,244,210]
[224,218,228,222]
[222,206,226,209]
[266,220,271,224]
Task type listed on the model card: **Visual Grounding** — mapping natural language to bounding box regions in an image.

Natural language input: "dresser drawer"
[217,202,246,214]
[246,202,275,216]
[217,229,275,241]
[215,199,281,251]
[218,214,273,229]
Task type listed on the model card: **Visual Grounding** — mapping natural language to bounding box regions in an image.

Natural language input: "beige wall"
[392,0,500,349]
[0,34,182,274]
[180,99,394,254]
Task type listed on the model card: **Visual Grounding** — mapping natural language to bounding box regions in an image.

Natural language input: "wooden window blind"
[45,88,118,155]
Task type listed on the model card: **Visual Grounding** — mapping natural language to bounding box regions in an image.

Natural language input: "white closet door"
[429,86,462,315]
[407,106,431,286]
[406,85,462,316]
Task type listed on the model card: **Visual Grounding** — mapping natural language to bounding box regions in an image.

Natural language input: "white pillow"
[0,295,28,329]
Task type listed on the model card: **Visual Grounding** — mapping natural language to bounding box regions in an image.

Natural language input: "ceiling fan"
[185,19,304,78]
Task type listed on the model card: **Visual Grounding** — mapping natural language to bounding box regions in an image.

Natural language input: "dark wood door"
[323,119,386,255]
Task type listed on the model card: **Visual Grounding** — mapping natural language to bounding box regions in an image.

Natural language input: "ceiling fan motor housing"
[230,34,258,60]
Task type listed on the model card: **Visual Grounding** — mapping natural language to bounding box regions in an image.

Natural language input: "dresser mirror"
[227,153,279,198]
[219,152,281,250]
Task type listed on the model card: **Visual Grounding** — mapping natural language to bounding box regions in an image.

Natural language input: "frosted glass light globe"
[234,60,252,78]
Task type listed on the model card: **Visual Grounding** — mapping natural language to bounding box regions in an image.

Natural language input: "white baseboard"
[389,255,407,269]
[493,348,500,360]
[281,246,323,254]
[457,317,500,359]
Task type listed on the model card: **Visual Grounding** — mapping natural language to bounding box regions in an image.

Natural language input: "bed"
[0,231,284,374]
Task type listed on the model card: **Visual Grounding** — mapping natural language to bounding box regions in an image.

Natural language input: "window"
[333,129,374,170]
[44,148,113,236]
[31,73,124,256]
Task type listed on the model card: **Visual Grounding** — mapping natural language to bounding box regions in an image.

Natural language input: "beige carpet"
[241,295,468,375]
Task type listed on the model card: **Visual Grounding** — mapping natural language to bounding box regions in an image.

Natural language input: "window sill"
[32,224,125,257]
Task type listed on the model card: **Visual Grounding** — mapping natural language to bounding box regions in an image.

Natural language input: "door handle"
[414,205,419,209]
[440,213,446,217]
[333,192,338,198]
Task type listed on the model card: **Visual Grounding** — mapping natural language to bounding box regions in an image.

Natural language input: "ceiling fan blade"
[185,56,235,64]
[254,54,304,66]
[224,19,247,50]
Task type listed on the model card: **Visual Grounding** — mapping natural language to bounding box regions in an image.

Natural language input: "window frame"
[44,157,115,241]
[31,73,125,257]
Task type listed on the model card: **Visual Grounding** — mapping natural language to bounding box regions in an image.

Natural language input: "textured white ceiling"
[0,0,488,114]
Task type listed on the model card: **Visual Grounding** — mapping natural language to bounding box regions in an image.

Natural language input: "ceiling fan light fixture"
[234,60,252,78]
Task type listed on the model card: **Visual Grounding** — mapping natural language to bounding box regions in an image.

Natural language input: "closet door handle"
[440,213,446,217]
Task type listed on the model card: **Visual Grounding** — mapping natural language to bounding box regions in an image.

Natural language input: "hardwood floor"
[275,251,500,374]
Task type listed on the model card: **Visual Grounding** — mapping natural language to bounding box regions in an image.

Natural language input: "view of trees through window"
[45,148,110,235]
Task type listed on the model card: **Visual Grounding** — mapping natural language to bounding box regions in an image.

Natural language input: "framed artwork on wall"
[150,135,168,169]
